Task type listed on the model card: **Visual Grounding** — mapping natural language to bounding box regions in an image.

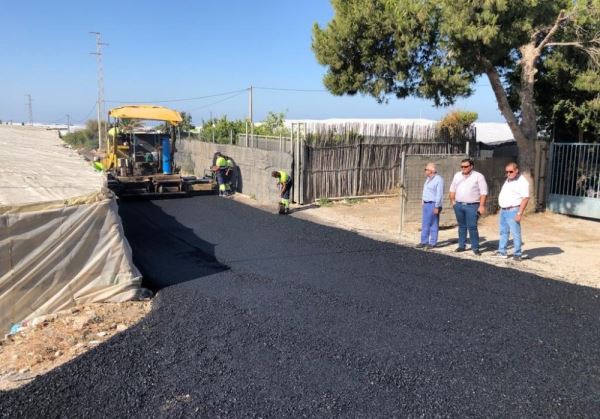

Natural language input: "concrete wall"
[176,139,293,204]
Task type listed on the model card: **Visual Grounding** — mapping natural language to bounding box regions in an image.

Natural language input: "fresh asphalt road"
[2,195,600,417]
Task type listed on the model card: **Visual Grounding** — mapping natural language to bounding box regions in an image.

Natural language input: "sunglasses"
[460,165,471,168]
[505,170,515,174]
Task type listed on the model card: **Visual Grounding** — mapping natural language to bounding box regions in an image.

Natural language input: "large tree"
[312,0,600,180]
[533,48,600,142]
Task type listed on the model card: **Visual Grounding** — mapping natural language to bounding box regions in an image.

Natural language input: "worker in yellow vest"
[271,170,293,214]
[212,152,228,197]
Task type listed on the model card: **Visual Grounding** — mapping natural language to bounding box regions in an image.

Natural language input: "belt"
[456,202,479,205]
[423,201,434,204]
[501,205,520,210]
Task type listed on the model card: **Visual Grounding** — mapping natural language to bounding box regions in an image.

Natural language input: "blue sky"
[0,0,505,125]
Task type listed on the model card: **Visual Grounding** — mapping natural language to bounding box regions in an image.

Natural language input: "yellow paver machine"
[103,105,214,196]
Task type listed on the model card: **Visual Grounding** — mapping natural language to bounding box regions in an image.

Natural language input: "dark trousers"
[281,179,293,200]
[216,169,226,193]
[453,203,480,250]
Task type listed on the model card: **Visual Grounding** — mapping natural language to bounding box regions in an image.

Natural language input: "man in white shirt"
[495,162,530,261]
[449,158,488,255]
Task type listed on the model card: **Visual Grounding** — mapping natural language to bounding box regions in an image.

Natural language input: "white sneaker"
[492,251,508,259]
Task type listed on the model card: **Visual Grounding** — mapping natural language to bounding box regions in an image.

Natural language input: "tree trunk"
[483,53,538,211]
[518,43,539,177]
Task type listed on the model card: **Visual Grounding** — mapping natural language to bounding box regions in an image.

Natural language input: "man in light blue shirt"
[417,162,444,249]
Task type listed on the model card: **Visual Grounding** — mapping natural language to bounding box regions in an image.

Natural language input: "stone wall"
[175,140,293,204]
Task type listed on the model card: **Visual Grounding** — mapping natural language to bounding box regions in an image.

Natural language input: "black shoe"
[472,249,482,256]
[455,247,466,253]
[415,243,427,249]
[426,244,436,250]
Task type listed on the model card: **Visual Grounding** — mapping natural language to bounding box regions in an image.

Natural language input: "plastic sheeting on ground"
[0,126,142,333]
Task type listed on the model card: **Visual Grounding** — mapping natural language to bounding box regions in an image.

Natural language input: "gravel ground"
[2,195,599,417]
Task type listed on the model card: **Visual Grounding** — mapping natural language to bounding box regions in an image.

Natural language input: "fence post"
[534,141,548,210]
[399,150,407,237]
[230,129,233,145]
[546,143,555,206]
[355,142,363,196]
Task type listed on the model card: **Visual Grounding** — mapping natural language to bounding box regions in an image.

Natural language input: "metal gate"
[547,143,600,219]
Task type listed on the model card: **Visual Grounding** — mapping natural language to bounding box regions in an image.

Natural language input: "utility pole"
[90,31,108,150]
[26,94,33,125]
[248,85,253,144]
[66,114,71,133]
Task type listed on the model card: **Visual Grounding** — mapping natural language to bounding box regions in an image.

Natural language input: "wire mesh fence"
[400,155,516,229]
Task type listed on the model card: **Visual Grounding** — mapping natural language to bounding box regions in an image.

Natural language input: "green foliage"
[179,111,194,132]
[61,119,104,151]
[254,111,290,136]
[313,0,600,145]
[316,197,333,207]
[535,49,600,142]
[118,118,143,132]
[439,110,478,138]
[197,111,290,143]
[199,116,247,144]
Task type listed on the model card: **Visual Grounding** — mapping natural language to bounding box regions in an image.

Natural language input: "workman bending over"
[271,170,293,214]
[212,152,228,197]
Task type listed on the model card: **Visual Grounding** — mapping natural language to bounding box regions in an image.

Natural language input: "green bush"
[317,197,333,207]
[61,119,104,151]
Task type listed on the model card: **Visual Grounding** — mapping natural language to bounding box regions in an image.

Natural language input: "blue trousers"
[498,208,522,256]
[453,203,480,250]
[420,202,440,245]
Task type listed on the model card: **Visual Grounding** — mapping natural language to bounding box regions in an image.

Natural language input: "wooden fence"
[300,125,474,203]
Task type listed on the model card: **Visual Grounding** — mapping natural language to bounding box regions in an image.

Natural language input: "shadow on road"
[118,200,228,291]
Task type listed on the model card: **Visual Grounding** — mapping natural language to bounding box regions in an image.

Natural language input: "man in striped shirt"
[449,158,488,255]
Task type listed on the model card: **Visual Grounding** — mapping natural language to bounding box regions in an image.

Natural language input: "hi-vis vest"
[279,170,290,184]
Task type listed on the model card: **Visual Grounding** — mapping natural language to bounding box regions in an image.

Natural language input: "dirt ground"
[3,193,598,391]
[0,301,150,391]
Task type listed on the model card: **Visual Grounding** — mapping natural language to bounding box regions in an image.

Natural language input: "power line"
[47,115,67,124]
[74,103,98,124]
[186,91,246,112]
[105,89,248,104]
[254,86,328,92]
